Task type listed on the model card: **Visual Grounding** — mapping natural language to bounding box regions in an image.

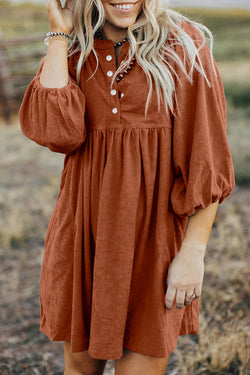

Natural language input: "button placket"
[103,51,121,120]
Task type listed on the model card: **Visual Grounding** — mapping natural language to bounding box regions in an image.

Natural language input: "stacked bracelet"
[44,31,73,47]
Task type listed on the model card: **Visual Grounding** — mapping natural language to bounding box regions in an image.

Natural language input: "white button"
[120,92,124,98]
[112,107,118,114]
[106,55,112,61]
[111,89,116,96]
[107,70,113,77]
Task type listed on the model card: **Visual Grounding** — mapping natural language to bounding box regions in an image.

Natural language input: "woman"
[18,0,235,373]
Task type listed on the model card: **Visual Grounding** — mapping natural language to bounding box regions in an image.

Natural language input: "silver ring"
[186,292,196,301]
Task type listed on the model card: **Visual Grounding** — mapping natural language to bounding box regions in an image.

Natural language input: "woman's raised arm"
[18,0,87,155]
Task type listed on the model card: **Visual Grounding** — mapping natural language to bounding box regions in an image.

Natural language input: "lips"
[110,2,137,4]
[109,1,138,14]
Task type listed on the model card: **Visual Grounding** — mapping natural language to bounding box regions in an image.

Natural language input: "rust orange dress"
[18,20,235,360]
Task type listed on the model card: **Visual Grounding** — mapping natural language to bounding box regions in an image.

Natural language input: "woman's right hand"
[46,0,75,34]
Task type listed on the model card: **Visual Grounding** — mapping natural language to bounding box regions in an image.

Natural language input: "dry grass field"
[0,3,249,374]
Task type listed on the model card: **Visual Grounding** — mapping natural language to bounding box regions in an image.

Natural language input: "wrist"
[47,38,69,45]
[46,38,70,50]
[180,240,207,257]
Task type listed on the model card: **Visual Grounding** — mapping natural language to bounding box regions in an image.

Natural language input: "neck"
[101,21,128,43]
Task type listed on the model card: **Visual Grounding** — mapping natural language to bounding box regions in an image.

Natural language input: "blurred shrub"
[224,83,250,109]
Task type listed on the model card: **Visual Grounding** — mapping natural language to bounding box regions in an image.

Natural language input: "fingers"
[194,283,202,299]
[176,288,186,309]
[64,0,75,11]
[165,286,201,311]
[46,0,75,34]
[184,289,195,306]
[165,285,176,311]
[46,0,62,11]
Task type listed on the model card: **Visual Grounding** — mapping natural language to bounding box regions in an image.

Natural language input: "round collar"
[93,38,130,50]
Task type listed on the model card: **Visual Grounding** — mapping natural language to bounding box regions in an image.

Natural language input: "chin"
[111,17,137,29]
[103,1,143,27]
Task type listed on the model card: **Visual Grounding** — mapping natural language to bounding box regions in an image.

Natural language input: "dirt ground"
[0,119,249,374]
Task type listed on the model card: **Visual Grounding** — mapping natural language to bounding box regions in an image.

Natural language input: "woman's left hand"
[165,242,206,310]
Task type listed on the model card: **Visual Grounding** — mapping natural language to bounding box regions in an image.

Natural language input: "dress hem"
[39,323,199,360]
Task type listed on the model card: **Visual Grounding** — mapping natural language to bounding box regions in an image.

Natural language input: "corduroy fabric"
[18,20,235,360]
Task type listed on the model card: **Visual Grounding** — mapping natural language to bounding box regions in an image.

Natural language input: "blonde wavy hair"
[64,0,217,117]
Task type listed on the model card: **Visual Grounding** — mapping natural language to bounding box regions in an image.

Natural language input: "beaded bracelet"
[44,31,73,47]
